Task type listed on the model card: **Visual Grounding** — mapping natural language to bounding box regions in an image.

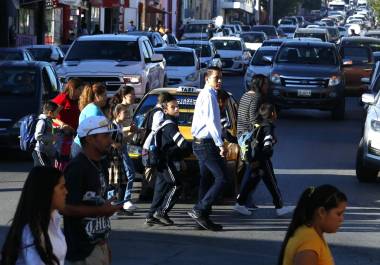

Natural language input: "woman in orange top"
[278,185,347,265]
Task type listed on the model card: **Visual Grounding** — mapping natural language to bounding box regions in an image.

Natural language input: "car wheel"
[331,98,345,120]
[356,140,378,182]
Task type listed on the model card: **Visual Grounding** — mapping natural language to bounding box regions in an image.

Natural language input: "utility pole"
[269,0,273,25]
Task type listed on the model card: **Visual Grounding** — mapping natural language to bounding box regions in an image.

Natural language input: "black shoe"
[187,210,216,231]
[117,209,134,216]
[144,217,165,227]
[206,218,223,231]
[153,212,174,226]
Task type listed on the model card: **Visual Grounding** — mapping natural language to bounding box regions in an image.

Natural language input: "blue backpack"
[19,114,40,152]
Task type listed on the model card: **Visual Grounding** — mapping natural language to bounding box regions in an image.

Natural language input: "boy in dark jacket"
[235,103,292,216]
[145,94,192,226]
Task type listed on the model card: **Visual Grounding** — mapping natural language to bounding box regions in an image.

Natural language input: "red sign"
[90,0,129,8]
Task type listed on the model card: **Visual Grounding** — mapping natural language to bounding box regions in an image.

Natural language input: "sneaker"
[233,203,252,216]
[117,209,134,216]
[206,218,223,231]
[123,201,137,211]
[187,210,221,232]
[153,212,174,226]
[276,206,294,217]
[144,217,165,227]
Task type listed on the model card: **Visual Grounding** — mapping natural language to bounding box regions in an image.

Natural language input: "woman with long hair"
[52,78,83,171]
[71,82,108,157]
[278,185,347,265]
[1,167,67,265]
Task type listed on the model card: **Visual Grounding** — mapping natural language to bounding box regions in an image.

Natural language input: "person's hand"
[219,146,227,158]
[100,199,122,217]
[130,123,137,133]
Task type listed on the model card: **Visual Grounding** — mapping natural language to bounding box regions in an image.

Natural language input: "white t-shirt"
[16,211,67,265]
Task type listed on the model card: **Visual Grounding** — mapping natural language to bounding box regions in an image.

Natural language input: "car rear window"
[178,44,212,57]
[155,51,195,66]
[66,41,141,61]
[184,24,208,34]
[276,46,338,65]
[341,47,371,63]
[134,94,198,127]
[252,27,276,37]
[0,69,37,96]
[0,51,23,60]
[27,48,52,61]
[294,32,326,42]
[240,33,265,43]
[211,40,242,50]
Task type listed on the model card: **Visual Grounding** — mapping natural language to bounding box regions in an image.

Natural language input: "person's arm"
[249,94,260,124]
[293,250,319,265]
[261,125,274,158]
[166,124,192,158]
[34,119,47,143]
[61,201,121,218]
[19,226,45,265]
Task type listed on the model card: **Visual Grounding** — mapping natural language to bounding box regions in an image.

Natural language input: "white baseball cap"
[77,116,117,138]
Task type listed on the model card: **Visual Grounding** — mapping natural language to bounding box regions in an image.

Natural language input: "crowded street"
[0,75,379,264]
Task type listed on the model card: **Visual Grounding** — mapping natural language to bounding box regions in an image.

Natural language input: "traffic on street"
[0,0,380,264]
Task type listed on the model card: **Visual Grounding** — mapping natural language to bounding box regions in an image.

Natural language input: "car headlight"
[186,72,198,81]
[12,116,29,129]
[271,73,281,85]
[123,75,142,84]
[371,120,380,131]
[234,56,243,61]
[328,76,341,86]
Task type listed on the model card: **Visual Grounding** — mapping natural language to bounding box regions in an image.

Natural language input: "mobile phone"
[111,199,129,206]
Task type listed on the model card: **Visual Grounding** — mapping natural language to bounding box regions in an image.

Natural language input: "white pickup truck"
[56,34,166,99]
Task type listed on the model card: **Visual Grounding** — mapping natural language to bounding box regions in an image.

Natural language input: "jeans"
[192,141,227,216]
[121,145,135,201]
[237,159,283,208]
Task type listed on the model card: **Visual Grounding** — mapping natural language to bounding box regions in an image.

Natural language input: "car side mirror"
[362,93,375,105]
[151,53,164,63]
[361,77,370,85]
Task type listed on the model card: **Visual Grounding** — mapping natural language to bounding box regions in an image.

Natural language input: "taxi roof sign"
[177,86,198,93]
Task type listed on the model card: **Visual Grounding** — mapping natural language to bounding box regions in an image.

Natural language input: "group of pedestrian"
[0,68,348,265]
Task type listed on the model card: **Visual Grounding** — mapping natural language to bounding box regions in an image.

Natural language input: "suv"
[294,28,331,42]
[125,31,166,48]
[269,41,345,120]
[182,20,214,40]
[0,61,60,149]
[56,34,165,99]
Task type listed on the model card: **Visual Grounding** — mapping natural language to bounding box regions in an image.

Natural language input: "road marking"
[275,169,356,176]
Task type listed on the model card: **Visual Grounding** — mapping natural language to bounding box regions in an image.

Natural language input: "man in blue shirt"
[188,67,227,231]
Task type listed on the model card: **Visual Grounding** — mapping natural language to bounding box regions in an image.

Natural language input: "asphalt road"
[0,75,380,265]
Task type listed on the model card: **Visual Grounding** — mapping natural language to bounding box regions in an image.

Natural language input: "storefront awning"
[146,5,169,14]
[90,0,129,8]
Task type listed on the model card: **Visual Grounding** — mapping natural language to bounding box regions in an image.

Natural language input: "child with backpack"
[144,94,192,226]
[32,101,59,167]
[235,103,293,216]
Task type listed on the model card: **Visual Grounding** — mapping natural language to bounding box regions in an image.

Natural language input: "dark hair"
[258,103,275,121]
[217,89,229,103]
[1,167,62,265]
[278,185,347,265]
[157,92,173,105]
[161,94,176,109]
[113,103,129,119]
[106,86,135,119]
[248,74,267,92]
[206,66,222,78]
[43,101,58,114]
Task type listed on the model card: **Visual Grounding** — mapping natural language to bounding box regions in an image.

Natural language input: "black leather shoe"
[154,212,174,226]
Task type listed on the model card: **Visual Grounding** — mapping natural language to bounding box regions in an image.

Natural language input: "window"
[241,33,265,43]
[141,42,150,60]
[178,44,212,57]
[144,41,154,57]
[27,48,52,62]
[45,66,58,93]
[0,68,37,96]
[155,51,195,66]
[211,40,242,51]
[66,41,141,61]
[341,47,370,63]
[277,46,338,65]
[251,50,277,66]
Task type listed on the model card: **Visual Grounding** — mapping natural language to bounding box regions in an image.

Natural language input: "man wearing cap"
[127,20,136,32]
[62,116,122,265]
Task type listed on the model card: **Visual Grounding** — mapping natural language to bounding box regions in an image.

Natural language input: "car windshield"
[240,33,264,43]
[280,20,294,25]
[252,27,276,36]
[134,94,198,127]
[27,48,52,61]
[251,49,277,66]
[342,40,380,52]
[155,51,194,66]
[178,44,212,57]
[276,46,337,65]
[327,28,339,38]
[330,5,345,11]
[294,32,326,42]
[0,69,37,96]
[212,40,242,50]
[280,27,297,33]
[66,41,140,61]
[0,51,23,60]
[341,47,370,62]
[184,24,208,33]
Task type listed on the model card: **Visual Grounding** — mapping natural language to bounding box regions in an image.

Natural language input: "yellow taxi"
[128,86,240,197]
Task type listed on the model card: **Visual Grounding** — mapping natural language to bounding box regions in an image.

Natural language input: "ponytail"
[78,82,106,111]
[277,185,347,265]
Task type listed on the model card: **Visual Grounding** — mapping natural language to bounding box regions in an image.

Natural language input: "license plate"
[297,89,311,97]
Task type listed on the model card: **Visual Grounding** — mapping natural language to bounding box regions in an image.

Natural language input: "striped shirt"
[237,91,261,136]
